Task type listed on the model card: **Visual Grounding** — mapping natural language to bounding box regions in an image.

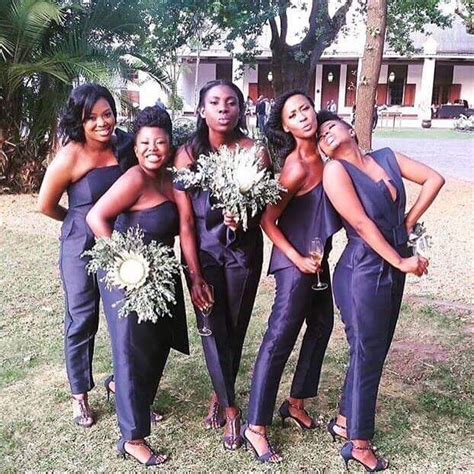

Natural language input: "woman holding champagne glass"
[174,79,271,451]
[318,111,444,471]
[243,90,341,463]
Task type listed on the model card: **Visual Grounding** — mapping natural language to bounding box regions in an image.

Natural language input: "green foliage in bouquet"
[82,226,181,323]
[172,145,285,231]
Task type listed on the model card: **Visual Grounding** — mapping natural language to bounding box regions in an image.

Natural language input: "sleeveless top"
[338,147,408,249]
[115,201,179,247]
[61,165,122,242]
[269,183,342,274]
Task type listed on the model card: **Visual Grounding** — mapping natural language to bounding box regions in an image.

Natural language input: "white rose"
[235,165,265,194]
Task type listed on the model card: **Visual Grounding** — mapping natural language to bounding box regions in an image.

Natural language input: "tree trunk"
[270,42,323,96]
[354,0,387,151]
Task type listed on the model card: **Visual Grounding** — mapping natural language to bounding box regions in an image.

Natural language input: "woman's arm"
[86,168,144,238]
[37,149,74,221]
[261,160,319,274]
[174,146,213,310]
[395,152,445,233]
[323,160,428,276]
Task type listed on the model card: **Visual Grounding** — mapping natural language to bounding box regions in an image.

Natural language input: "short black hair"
[58,83,117,145]
[132,106,173,143]
[316,110,358,144]
[265,89,315,165]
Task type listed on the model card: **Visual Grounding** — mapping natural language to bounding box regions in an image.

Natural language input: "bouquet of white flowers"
[82,226,181,323]
[172,145,285,231]
[407,222,432,258]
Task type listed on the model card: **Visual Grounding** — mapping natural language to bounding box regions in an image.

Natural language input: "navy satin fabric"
[100,202,188,440]
[60,165,122,394]
[333,148,409,440]
[269,184,342,273]
[248,184,341,425]
[180,186,263,407]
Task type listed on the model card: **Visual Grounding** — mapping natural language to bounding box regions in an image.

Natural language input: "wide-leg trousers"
[59,216,99,395]
[100,281,171,440]
[247,260,334,426]
[194,254,263,408]
[335,247,406,440]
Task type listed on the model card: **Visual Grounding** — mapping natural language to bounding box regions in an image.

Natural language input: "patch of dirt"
[388,340,450,382]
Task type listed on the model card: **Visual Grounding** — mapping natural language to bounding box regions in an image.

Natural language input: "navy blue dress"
[185,186,263,408]
[99,202,188,440]
[247,183,341,425]
[333,148,409,440]
[60,165,122,394]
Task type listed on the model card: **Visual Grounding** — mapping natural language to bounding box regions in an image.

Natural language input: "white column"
[338,64,347,112]
[232,57,246,97]
[314,64,323,110]
[418,57,436,120]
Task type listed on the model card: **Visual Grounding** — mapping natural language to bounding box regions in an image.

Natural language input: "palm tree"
[0,0,172,191]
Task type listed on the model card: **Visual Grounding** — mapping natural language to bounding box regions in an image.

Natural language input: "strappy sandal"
[327,417,348,442]
[223,409,244,450]
[117,438,168,467]
[241,423,282,463]
[72,395,95,428]
[204,397,225,430]
[341,441,389,472]
[279,399,317,430]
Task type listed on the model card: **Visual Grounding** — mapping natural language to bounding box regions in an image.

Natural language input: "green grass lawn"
[373,128,473,140]
[1,226,473,472]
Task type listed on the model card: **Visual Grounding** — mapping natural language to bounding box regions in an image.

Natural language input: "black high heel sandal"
[279,400,317,430]
[105,375,164,423]
[327,417,348,442]
[340,441,389,472]
[72,394,95,428]
[104,374,114,402]
[117,438,168,467]
[223,409,243,451]
[204,397,225,430]
[241,423,282,464]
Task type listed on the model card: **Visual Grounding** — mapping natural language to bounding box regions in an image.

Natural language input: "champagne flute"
[197,284,214,337]
[309,238,328,291]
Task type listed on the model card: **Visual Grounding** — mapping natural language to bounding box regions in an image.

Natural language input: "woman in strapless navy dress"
[174,80,271,451]
[243,90,341,463]
[87,106,211,466]
[318,111,444,471]
[38,84,136,428]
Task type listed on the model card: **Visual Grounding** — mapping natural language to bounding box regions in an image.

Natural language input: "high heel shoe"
[117,438,168,467]
[241,423,282,464]
[71,394,95,428]
[204,396,225,430]
[104,374,114,402]
[223,409,243,451]
[278,399,317,430]
[105,375,163,423]
[327,417,348,442]
[340,441,389,472]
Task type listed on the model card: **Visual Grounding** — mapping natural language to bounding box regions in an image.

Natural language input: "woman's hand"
[190,275,214,311]
[404,217,416,235]
[223,210,239,231]
[397,256,429,277]
[293,255,319,274]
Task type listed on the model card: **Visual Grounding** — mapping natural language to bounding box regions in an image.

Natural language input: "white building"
[131,11,474,123]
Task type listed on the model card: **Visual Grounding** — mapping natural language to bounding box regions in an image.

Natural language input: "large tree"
[203,0,451,96]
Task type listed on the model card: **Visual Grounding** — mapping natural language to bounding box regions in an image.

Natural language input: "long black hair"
[264,89,315,166]
[188,79,247,161]
[58,83,117,146]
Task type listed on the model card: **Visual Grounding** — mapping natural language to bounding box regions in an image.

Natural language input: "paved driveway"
[373,137,474,182]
